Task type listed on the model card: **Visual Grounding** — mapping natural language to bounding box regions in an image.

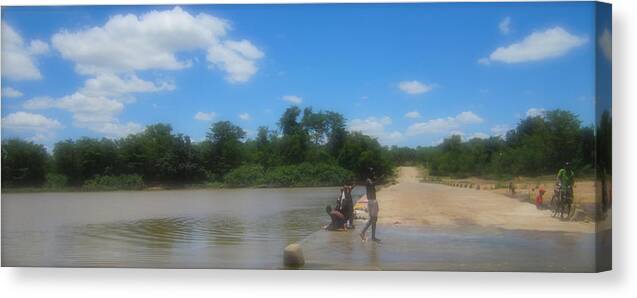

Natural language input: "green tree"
[205,121,246,178]
[278,107,309,164]
[338,132,392,181]
[2,139,49,187]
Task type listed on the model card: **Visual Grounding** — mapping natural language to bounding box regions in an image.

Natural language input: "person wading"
[360,168,380,242]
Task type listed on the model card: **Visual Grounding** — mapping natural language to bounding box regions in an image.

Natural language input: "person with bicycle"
[556,162,575,205]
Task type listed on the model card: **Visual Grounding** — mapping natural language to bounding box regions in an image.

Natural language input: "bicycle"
[551,184,573,220]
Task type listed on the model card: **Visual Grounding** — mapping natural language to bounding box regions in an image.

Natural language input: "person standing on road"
[360,169,380,242]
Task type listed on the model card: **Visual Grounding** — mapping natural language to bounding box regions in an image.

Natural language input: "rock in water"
[284,243,305,268]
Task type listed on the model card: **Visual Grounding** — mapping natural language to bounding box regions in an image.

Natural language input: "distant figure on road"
[360,168,380,242]
[557,162,575,200]
[325,205,346,231]
[535,186,546,209]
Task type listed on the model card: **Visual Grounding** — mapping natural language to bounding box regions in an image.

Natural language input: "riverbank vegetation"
[2,108,610,192]
[385,109,611,180]
[2,107,392,191]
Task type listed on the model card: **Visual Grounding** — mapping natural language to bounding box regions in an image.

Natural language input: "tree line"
[2,107,393,190]
[385,109,611,179]
[2,108,611,190]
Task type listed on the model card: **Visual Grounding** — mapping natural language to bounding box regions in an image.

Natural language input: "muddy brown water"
[2,188,357,268]
[2,188,609,271]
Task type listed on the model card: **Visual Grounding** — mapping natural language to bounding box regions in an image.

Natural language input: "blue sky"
[1,2,611,148]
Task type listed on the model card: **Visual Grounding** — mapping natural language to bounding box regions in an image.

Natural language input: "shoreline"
[2,181,368,194]
[368,167,608,234]
[1,183,345,194]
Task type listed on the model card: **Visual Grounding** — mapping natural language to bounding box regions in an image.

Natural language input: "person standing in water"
[343,183,354,229]
[360,169,380,242]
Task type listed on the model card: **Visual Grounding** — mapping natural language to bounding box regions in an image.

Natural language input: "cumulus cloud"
[490,124,511,137]
[90,122,143,137]
[398,80,433,95]
[404,111,422,119]
[1,22,49,80]
[51,7,262,82]
[348,116,403,145]
[25,93,123,125]
[207,40,264,83]
[1,111,62,132]
[282,95,303,105]
[480,27,587,64]
[599,28,611,62]
[406,111,484,136]
[2,87,23,98]
[24,7,260,138]
[526,108,546,118]
[238,112,251,121]
[23,74,171,137]
[194,111,216,121]
[80,74,175,103]
[499,17,511,35]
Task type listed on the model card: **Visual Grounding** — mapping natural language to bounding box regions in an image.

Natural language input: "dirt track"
[376,167,597,233]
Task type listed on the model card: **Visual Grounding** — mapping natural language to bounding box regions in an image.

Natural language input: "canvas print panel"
[1,2,611,271]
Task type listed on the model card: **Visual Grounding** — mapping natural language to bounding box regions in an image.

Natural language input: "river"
[2,187,356,268]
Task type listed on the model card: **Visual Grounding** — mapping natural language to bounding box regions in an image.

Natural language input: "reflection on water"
[2,187,351,268]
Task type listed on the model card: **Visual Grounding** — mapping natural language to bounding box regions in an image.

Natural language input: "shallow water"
[2,187,610,271]
[2,188,357,268]
[301,225,611,272]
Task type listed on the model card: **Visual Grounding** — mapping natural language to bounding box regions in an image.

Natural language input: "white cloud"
[207,40,264,83]
[398,80,433,95]
[2,87,23,98]
[526,108,546,118]
[238,112,251,121]
[477,58,491,65]
[1,22,49,80]
[51,7,262,82]
[480,27,587,64]
[2,111,62,132]
[282,95,303,105]
[404,111,422,119]
[80,73,174,103]
[499,17,511,35]
[89,122,143,137]
[348,116,402,145]
[28,40,50,55]
[194,111,216,121]
[22,75,170,137]
[599,28,611,62]
[21,74,173,138]
[406,111,484,136]
[24,7,260,139]
[29,133,50,143]
[25,93,123,124]
[490,124,511,137]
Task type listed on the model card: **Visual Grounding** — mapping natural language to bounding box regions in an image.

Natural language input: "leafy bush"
[44,174,68,189]
[262,163,353,187]
[222,163,353,188]
[83,175,145,191]
[223,164,265,187]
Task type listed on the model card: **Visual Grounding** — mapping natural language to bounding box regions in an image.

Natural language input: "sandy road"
[375,167,597,233]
